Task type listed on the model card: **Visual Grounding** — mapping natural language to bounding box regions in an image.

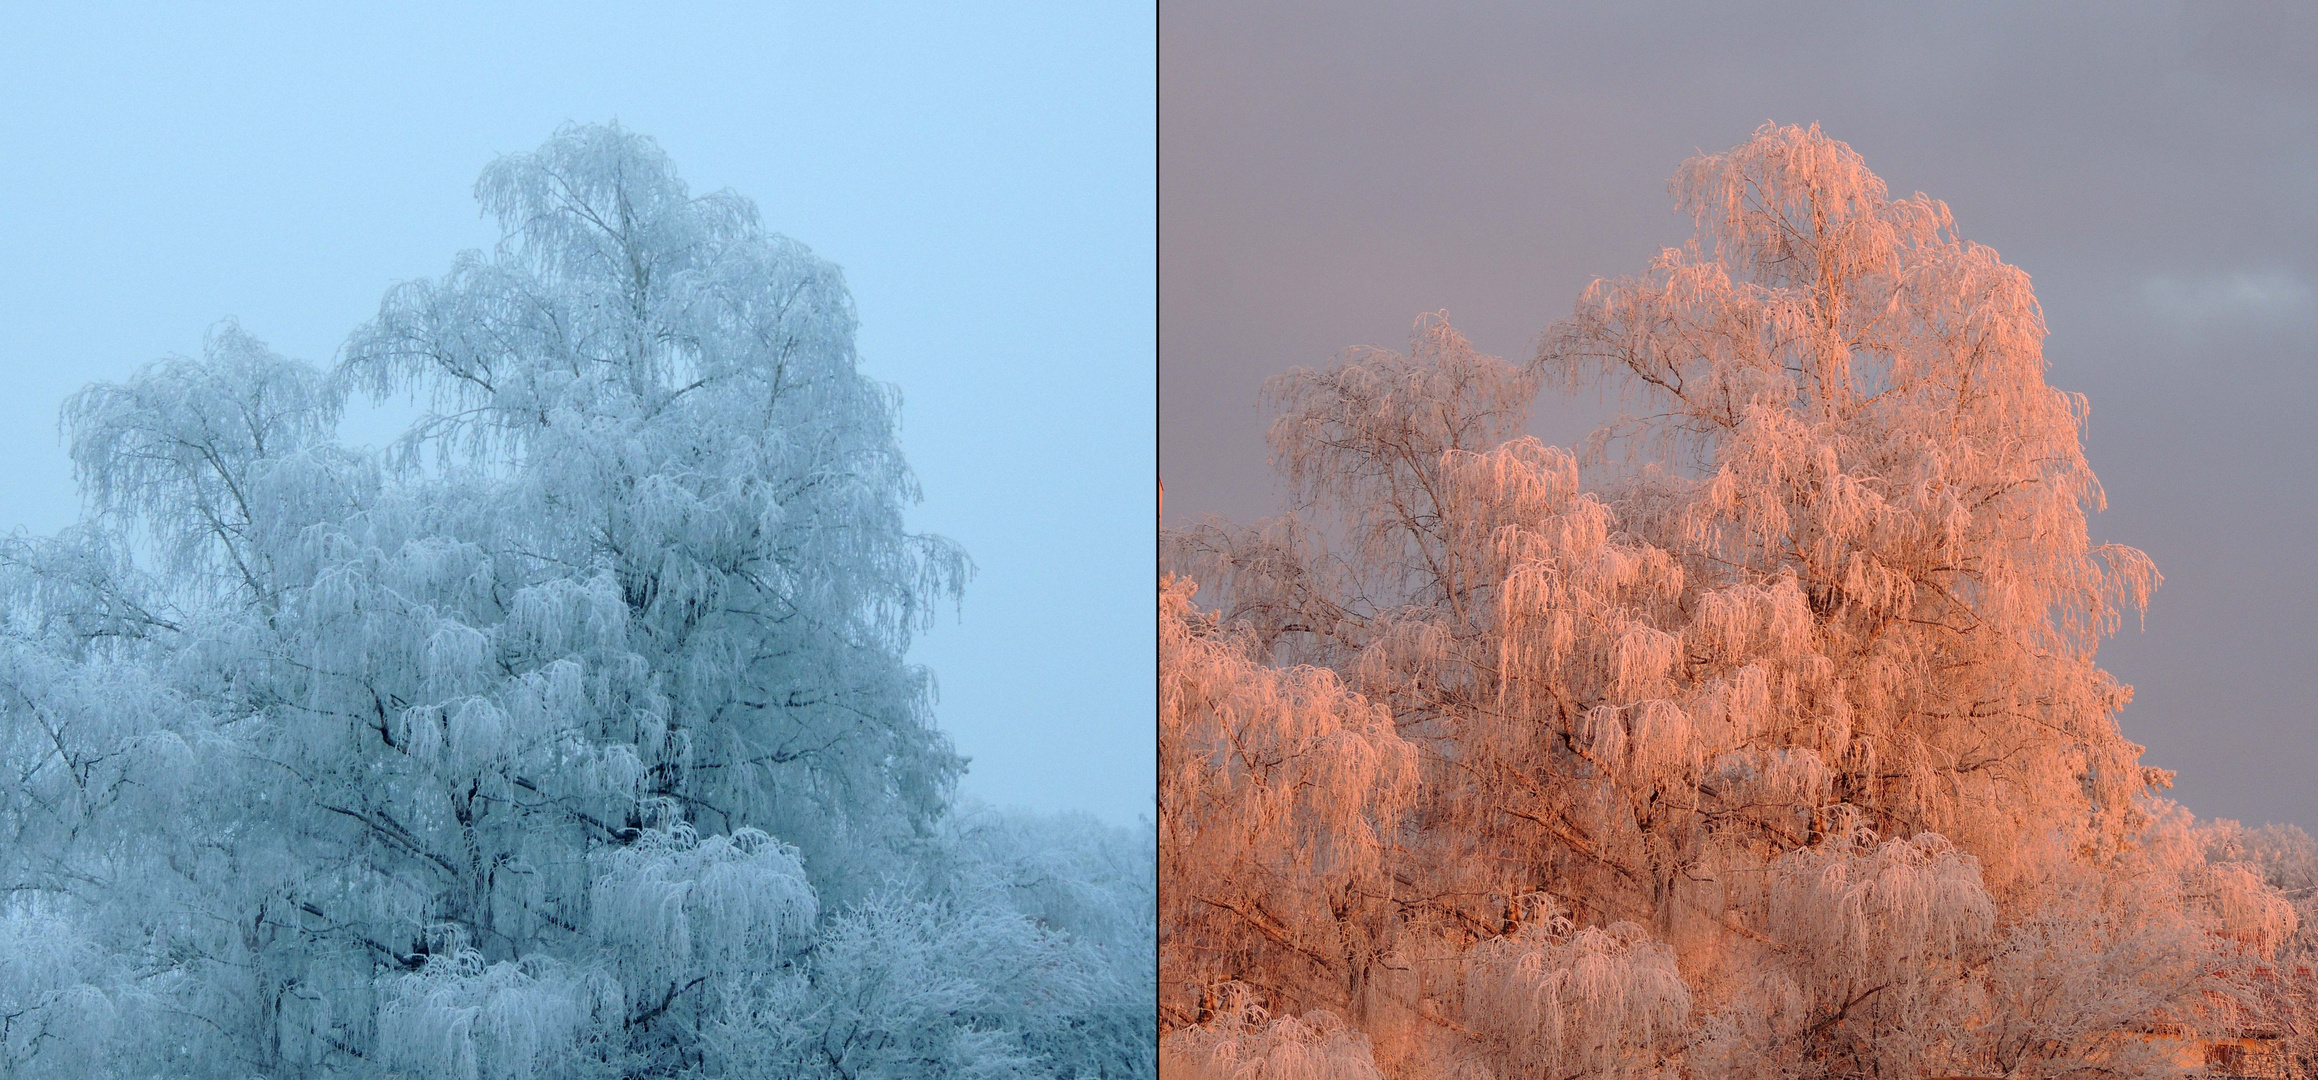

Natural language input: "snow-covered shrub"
[693,880,1091,1079]
[1159,986,1384,1080]
[589,821,818,999]
[933,804,1158,1079]
[0,901,117,1079]
[1462,902,1690,1080]
[376,945,623,1080]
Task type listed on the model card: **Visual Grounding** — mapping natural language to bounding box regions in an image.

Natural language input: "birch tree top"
[0,2,1157,826]
[1159,2,2318,834]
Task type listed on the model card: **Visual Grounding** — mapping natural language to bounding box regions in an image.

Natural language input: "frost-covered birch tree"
[0,123,1150,1079]
[1163,123,2294,1078]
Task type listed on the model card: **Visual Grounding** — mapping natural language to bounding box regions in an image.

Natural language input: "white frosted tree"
[928,803,1160,1078]
[679,804,1153,1080]
[0,123,1148,1079]
[0,901,118,1079]
[338,122,971,892]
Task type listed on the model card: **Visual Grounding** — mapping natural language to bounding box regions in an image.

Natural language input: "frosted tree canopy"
[0,123,1152,1079]
[1162,123,2315,1079]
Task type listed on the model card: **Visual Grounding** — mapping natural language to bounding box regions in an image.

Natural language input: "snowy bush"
[1462,903,1690,1079]
[1159,986,1384,1080]
[376,946,622,1080]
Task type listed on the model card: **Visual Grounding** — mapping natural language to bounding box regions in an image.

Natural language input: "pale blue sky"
[0,3,1155,823]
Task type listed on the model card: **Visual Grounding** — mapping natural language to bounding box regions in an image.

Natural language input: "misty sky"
[1162,3,2318,832]
[0,3,1155,824]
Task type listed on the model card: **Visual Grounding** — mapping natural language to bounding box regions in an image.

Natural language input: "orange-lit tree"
[1162,123,2291,1079]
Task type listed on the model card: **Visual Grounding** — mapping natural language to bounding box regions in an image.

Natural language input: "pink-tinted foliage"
[1160,123,2296,1079]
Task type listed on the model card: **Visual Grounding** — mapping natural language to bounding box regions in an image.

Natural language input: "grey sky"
[1161,3,2318,831]
[1,3,1155,824]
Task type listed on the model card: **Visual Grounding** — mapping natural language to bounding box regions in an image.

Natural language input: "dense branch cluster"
[1162,124,2310,1078]
[0,124,1152,1078]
